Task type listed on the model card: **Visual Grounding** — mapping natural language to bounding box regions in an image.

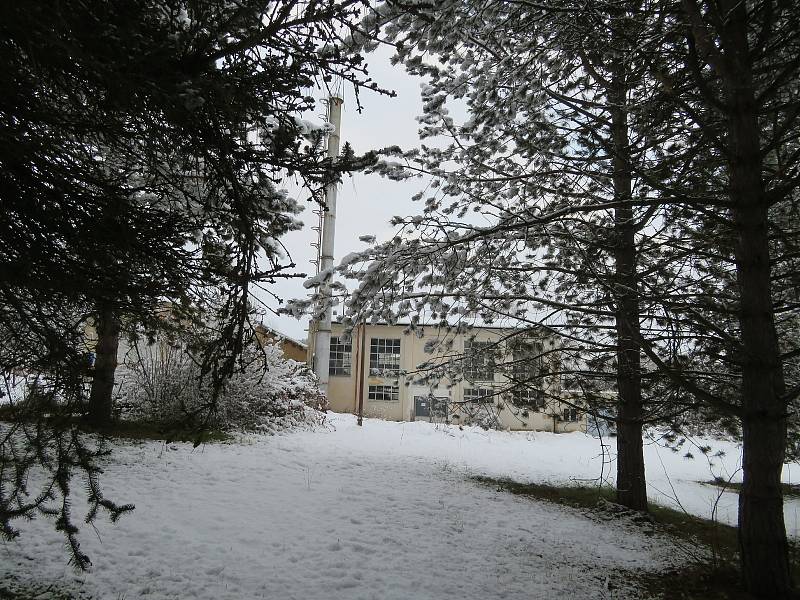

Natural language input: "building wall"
[326,323,586,433]
[255,326,308,363]
[277,338,307,363]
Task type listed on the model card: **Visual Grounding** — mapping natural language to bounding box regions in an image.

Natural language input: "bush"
[117,337,326,433]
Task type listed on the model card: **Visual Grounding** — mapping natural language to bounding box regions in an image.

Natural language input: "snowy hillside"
[1,414,797,599]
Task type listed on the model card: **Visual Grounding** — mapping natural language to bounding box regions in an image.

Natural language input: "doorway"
[414,395,448,422]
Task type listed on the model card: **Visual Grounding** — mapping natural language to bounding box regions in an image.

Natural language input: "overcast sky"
[259,47,426,341]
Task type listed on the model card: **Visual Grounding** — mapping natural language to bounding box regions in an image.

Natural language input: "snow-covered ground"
[1,413,797,599]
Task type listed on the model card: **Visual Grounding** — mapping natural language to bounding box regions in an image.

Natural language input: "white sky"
[259,47,426,341]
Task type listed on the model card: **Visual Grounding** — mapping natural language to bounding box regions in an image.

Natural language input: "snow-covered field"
[2,413,798,599]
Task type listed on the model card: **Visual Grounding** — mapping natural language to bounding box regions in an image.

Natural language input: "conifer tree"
[317,0,685,514]
[646,0,800,593]
[0,0,384,567]
[302,1,800,595]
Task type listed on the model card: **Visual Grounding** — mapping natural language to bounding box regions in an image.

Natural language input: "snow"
[302,267,333,289]
[292,116,335,136]
[2,414,797,599]
[339,251,364,269]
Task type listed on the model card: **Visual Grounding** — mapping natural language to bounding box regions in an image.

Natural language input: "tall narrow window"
[510,340,544,408]
[329,336,352,376]
[464,340,495,381]
[369,338,400,374]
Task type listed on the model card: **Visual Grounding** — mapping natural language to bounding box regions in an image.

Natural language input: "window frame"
[464,340,495,382]
[328,335,352,376]
[508,339,545,408]
[512,386,546,409]
[367,384,399,402]
[369,338,401,375]
[463,387,493,404]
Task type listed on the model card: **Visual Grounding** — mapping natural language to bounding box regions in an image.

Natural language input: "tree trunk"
[609,35,648,513]
[720,3,792,594]
[612,198,647,512]
[732,133,792,598]
[87,304,120,427]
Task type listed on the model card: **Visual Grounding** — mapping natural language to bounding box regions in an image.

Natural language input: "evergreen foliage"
[0,0,382,568]
[291,0,800,595]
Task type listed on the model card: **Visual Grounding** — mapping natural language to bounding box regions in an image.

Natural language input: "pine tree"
[0,0,384,567]
[307,1,800,594]
[646,0,800,593]
[320,0,688,513]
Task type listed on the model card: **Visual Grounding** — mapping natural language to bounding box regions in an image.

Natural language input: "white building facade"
[324,322,585,433]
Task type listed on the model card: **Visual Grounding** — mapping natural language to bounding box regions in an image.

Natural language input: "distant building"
[255,325,307,363]
[324,322,586,433]
[85,320,308,370]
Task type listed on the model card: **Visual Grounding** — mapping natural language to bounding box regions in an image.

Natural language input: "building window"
[464,340,495,381]
[464,387,493,403]
[369,338,400,374]
[368,385,399,402]
[513,387,545,409]
[509,340,544,408]
[329,336,352,376]
[563,408,580,422]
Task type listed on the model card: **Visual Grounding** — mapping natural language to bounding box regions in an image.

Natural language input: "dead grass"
[79,419,231,444]
[0,405,231,444]
[704,477,800,498]
[473,476,800,599]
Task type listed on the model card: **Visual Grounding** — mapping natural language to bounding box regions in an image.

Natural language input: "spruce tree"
[306,1,800,594]
[0,0,384,567]
[320,0,684,513]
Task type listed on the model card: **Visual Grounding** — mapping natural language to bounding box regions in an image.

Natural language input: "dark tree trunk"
[609,39,647,513]
[87,304,120,427]
[732,123,792,598]
[719,3,792,594]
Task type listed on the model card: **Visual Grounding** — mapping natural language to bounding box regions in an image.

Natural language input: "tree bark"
[609,34,648,513]
[612,189,647,512]
[87,304,120,427]
[732,124,792,598]
[720,3,792,594]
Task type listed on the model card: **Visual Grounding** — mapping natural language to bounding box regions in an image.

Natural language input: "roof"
[331,319,547,332]
[256,324,308,350]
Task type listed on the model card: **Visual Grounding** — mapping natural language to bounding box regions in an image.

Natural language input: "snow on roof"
[331,319,550,333]
[257,324,307,349]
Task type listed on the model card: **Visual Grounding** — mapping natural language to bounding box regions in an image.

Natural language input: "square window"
[369,338,401,374]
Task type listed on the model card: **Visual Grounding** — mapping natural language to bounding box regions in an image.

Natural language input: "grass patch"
[705,477,800,498]
[473,477,739,561]
[473,476,800,599]
[0,406,231,444]
[79,419,231,444]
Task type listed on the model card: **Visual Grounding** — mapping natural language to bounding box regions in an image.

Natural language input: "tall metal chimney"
[313,96,343,392]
